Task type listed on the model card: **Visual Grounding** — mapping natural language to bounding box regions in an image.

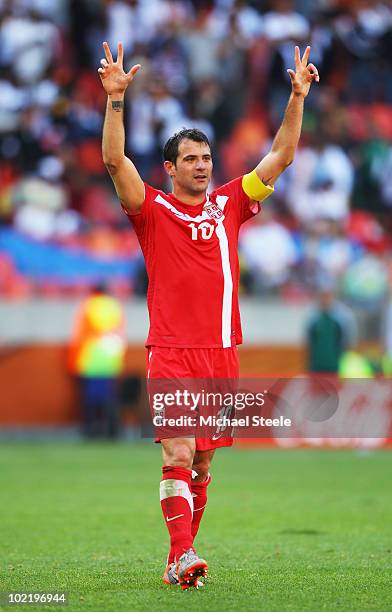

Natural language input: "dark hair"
[163,128,211,164]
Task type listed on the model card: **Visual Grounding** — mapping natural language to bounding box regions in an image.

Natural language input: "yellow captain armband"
[242,170,274,202]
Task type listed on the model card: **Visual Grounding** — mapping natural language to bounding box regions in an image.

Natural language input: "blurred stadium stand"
[0,0,392,433]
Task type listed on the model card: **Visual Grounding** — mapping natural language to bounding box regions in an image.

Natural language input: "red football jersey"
[123,177,260,348]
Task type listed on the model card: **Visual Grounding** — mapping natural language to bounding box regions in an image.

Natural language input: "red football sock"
[160,466,193,563]
[191,473,211,541]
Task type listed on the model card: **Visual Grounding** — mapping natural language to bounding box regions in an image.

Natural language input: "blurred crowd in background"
[0,0,391,332]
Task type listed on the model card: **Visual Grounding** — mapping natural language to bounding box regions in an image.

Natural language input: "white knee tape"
[159,479,193,513]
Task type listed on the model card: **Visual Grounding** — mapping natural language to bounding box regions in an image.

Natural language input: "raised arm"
[99,41,144,213]
[250,46,319,189]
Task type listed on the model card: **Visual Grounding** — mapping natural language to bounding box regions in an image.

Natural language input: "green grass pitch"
[1,442,391,611]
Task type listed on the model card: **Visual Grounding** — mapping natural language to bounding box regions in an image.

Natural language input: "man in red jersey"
[98,41,319,589]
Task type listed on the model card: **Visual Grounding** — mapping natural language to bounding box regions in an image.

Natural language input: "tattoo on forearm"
[111,101,124,112]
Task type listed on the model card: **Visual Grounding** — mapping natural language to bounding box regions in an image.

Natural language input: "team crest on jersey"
[204,204,223,220]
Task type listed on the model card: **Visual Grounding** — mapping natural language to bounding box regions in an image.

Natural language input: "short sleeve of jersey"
[121,182,158,238]
[215,176,261,226]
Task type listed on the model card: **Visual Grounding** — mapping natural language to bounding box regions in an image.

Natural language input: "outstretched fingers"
[301,45,311,66]
[103,41,113,64]
[126,64,141,81]
[294,45,301,70]
[99,41,141,83]
[117,42,124,66]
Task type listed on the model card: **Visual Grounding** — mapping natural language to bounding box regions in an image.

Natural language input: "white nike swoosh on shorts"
[166,513,184,522]
[212,433,224,440]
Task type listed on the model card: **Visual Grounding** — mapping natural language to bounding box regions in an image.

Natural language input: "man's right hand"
[98,41,141,96]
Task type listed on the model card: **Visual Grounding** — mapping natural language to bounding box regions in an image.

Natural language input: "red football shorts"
[146,346,239,451]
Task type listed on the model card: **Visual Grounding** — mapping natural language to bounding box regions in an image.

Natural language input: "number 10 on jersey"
[189,221,215,241]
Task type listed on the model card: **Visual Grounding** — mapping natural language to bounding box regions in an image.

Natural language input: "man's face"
[166,138,213,195]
